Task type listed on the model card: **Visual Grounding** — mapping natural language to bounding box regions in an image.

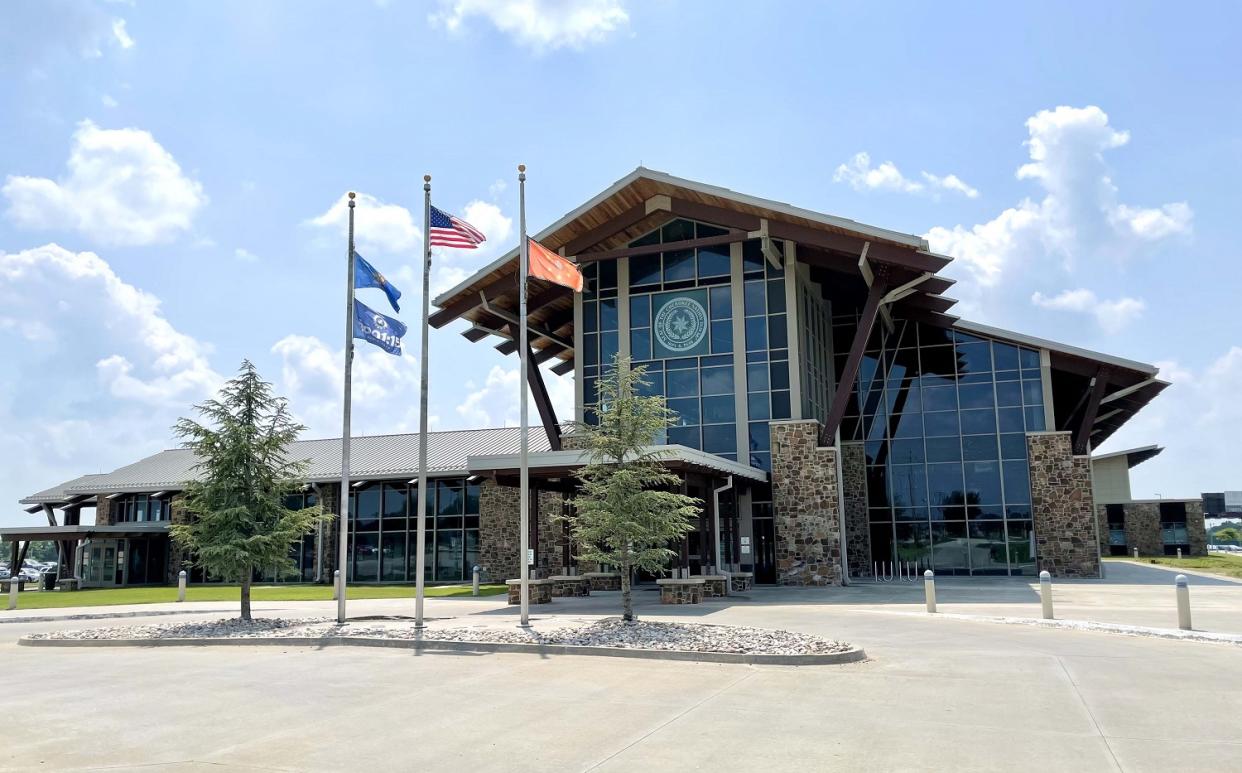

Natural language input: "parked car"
[18,567,40,582]
[0,567,9,580]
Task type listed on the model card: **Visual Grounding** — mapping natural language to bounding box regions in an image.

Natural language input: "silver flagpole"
[517,163,531,628]
[337,191,356,625]
[414,175,432,628]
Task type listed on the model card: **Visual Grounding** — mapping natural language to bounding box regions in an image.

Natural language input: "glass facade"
[111,493,170,523]
[348,477,480,583]
[581,219,791,470]
[837,318,1046,576]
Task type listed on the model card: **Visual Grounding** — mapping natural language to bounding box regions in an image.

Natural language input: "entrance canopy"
[0,524,170,542]
[467,444,767,491]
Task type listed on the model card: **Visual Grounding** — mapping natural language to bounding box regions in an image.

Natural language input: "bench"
[505,579,553,605]
[729,572,754,593]
[656,578,705,605]
[549,575,591,598]
[583,572,621,592]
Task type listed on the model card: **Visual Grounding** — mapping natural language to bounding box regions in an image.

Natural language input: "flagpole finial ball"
[423,174,431,183]
[348,191,355,200]
[518,164,526,173]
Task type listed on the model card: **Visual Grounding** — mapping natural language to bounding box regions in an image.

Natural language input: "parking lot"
[2,561,1242,771]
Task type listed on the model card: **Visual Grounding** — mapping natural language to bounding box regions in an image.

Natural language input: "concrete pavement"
[3,574,1242,771]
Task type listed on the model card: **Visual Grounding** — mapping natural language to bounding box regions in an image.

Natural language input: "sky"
[1,0,1239,527]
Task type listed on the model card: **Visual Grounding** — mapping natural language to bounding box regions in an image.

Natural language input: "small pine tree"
[567,355,701,622]
[170,360,332,621]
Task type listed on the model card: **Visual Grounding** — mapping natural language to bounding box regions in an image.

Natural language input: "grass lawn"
[1,583,506,611]
[1105,554,1242,580]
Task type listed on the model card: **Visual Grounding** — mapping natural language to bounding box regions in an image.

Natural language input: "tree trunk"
[620,557,634,622]
[240,572,252,622]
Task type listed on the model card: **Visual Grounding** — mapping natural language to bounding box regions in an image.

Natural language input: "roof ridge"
[148,425,519,453]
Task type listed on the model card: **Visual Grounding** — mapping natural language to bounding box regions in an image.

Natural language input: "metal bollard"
[472,565,480,597]
[1176,574,1192,630]
[332,569,340,601]
[923,570,936,613]
[177,570,187,603]
[1133,547,1139,559]
[1177,547,1183,559]
[1040,570,1054,620]
[7,577,19,611]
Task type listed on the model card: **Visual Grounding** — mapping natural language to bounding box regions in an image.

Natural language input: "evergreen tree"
[567,355,701,622]
[170,361,331,621]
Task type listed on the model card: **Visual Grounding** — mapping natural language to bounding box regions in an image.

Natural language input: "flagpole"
[414,175,432,628]
[337,191,356,625]
[517,163,531,628]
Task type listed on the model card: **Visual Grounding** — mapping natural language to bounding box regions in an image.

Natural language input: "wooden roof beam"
[562,196,671,255]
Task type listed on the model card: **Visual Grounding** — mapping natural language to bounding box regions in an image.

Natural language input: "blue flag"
[354,252,402,313]
[353,298,407,356]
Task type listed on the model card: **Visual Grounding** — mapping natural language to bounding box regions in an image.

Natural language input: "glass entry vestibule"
[78,536,170,587]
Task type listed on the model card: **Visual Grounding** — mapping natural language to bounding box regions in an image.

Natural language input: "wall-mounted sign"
[652,289,709,359]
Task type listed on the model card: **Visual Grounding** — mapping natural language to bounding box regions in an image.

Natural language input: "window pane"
[668,397,700,426]
[965,461,1003,504]
[927,463,964,508]
[666,368,699,397]
[629,295,650,326]
[701,366,733,395]
[890,464,928,509]
[631,328,651,360]
[382,483,407,527]
[631,255,660,287]
[925,436,962,462]
[1000,433,1028,459]
[355,487,380,531]
[697,245,730,277]
[381,533,406,582]
[353,533,379,582]
[747,392,770,420]
[709,286,732,319]
[663,249,695,282]
[599,298,618,331]
[702,424,737,454]
[435,529,464,582]
[436,482,464,516]
[968,522,1008,575]
[702,395,736,423]
[710,320,732,353]
[748,421,770,452]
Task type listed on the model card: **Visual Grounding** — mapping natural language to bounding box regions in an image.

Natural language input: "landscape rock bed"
[28,617,853,656]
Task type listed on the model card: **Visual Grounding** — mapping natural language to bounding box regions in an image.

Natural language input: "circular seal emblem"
[654,296,708,353]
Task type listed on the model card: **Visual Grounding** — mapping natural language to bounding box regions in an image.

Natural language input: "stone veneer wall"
[317,484,341,581]
[769,420,842,586]
[1123,503,1162,556]
[94,496,112,526]
[1187,500,1208,556]
[1026,432,1100,578]
[535,490,567,578]
[479,481,521,582]
[840,442,871,579]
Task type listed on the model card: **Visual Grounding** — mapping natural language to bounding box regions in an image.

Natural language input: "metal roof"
[954,319,1161,376]
[467,445,769,483]
[20,474,108,505]
[1091,444,1164,469]
[22,427,553,503]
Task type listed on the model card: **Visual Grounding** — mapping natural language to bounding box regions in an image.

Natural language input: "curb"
[0,608,237,625]
[17,634,867,666]
[860,608,1242,645]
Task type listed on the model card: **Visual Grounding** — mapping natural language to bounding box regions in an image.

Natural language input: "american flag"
[429,205,486,249]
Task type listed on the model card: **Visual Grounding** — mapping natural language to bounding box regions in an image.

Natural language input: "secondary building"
[7,168,1174,586]
[1091,445,1207,557]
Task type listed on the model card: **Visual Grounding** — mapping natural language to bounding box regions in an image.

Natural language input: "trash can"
[41,572,57,591]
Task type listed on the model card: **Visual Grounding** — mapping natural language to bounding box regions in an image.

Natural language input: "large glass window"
[837,318,1044,576]
[349,478,480,583]
[111,493,172,523]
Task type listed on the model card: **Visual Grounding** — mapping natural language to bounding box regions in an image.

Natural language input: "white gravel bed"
[29,617,852,655]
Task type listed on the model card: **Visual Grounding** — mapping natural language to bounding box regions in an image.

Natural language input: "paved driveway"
[3,583,1242,772]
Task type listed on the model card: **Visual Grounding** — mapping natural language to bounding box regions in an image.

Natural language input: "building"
[1090,446,1207,557]
[6,168,1174,586]
[1202,491,1242,518]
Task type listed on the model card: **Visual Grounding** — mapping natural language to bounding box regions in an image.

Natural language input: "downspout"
[834,427,850,586]
[310,483,324,583]
[712,476,733,573]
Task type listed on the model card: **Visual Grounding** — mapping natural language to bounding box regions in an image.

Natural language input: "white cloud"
[111,18,134,49]
[101,94,118,108]
[456,362,574,427]
[1030,288,1146,333]
[270,334,436,436]
[833,152,978,198]
[2,120,207,246]
[0,244,226,524]
[234,247,258,262]
[926,106,1193,290]
[431,0,630,50]
[1103,347,1242,499]
[308,191,421,255]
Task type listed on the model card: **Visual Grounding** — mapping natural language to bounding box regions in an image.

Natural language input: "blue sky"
[2,0,1239,526]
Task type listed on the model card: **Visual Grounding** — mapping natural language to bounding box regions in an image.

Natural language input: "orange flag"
[527,238,584,292]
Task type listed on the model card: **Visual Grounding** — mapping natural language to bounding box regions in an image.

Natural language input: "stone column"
[1124,503,1161,556]
[1026,431,1099,578]
[840,442,871,579]
[769,420,842,586]
[319,485,341,582]
[536,491,567,577]
[94,495,113,526]
[479,481,521,582]
[1187,500,1208,556]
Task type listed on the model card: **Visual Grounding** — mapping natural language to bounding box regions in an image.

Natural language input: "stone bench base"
[583,572,621,592]
[657,578,704,604]
[549,576,591,598]
[700,575,729,598]
[506,579,553,605]
[729,572,754,593]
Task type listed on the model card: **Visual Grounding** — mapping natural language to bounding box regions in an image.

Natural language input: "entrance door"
[81,540,122,588]
[753,518,776,584]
